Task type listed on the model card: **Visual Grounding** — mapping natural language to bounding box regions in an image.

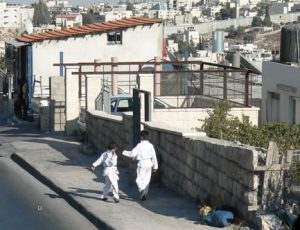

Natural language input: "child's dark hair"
[107,142,116,150]
[140,130,149,140]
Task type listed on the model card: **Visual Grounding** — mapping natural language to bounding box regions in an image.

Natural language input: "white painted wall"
[262,62,300,125]
[31,23,163,95]
[152,106,260,130]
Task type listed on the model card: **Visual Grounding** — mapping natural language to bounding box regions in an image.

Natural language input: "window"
[116,98,133,112]
[107,31,122,44]
[289,97,300,125]
[111,99,117,111]
[289,97,296,125]
[267,92,280,123]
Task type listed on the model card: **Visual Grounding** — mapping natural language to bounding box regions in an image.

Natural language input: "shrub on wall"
[199,101,300,153]
[200,102,300,183]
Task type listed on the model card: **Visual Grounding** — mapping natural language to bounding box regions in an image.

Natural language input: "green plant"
[200,101,300,153]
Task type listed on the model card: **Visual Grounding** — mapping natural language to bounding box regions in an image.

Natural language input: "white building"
[174,14,193,25]
[46,0,70,8]
[55,13,82,28]
[229,43,257,52]
[184,27,199,45]
[167,0,194,10]
[262,62,300,125]
[101,10,133,22]
[0,1,34,29]
[6,17,163,104]
[209,5,223,17]
[189,7,202,18]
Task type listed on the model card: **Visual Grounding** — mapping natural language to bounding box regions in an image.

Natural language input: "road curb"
[11,153,115,230]
[0,143,17,158]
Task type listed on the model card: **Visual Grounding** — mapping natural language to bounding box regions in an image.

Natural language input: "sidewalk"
[0,121,223,230]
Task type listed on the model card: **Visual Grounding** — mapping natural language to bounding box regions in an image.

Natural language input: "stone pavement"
[0,118,229,230]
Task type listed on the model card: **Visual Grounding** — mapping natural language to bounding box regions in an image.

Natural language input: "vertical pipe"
[144,92,151,121]
[27,46,33,109]
[154,56,161,96]
[245,71,250,107]
[111,57,118,96]
[223,67,227,100]
[78,65,82,98]
[59,51,64,77]
[200,62,204,95]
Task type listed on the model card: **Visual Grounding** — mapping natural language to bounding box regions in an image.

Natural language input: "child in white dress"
[91,142,120,203]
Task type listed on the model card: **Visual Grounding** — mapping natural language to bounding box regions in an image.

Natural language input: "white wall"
[262,62,300,124]
[152,106,260,130]
[32,23,163,94]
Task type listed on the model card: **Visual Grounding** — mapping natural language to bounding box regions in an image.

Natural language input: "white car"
[111,94,171,116]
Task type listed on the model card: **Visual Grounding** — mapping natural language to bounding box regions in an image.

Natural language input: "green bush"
[200,101,300,153]
[200,101,300,183]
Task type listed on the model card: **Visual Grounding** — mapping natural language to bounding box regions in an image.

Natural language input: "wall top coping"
[87,110,122,122]
[230,106,260,112]
[153,106,260,113]
[143,121,207,138]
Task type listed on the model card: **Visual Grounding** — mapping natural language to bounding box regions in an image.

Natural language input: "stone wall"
[86,110,130,152]
[164,12,300,36]
[146,125,262,219]
[86,110,291,221]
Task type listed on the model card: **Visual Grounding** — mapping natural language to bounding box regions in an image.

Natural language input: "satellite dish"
[25,19,33,34]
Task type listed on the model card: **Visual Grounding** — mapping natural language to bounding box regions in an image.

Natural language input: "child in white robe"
[91,142,120,203]
[122,130,158,201]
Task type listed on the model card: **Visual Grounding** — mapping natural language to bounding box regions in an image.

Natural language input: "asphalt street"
[0,157,97,230]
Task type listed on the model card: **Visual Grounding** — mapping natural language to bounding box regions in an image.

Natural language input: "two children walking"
[91,130,158,203]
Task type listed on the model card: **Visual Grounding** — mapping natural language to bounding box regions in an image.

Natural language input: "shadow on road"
[0,117,200,224]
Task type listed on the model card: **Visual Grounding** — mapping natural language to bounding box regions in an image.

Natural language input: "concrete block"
[243,191,258,206]
[196,159,204,174]
[186,154,195,168]
[207,167,218,184]
[184,166,194,180]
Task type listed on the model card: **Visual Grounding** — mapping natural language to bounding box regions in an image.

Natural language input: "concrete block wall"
[146,125,262,219]
[86,110,125,152]
[86,110,137,184]
[86,111,289,220]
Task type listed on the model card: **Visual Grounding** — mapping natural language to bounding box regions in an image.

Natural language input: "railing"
[54,60,257,108]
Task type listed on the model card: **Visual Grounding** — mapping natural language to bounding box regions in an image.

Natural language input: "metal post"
[200,62,204,95]
[111,57,118,96]
[223,67,227,100]
[245,71,250,107]
[79,65,82,98]
[154,56,161,96]
[132,88,151,146]
[94,59,101,72]
[144,93,151,121]
[133,89,140,146]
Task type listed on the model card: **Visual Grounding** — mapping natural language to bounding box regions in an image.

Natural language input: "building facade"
[262,62,300,125]
[0,2,34,29]
[5,17,163,113]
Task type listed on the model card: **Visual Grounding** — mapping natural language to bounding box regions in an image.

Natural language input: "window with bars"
[107,31,122,45]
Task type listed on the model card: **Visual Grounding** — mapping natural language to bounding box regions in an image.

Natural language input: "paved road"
[0,157,97,230]
[0,122,211,230]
